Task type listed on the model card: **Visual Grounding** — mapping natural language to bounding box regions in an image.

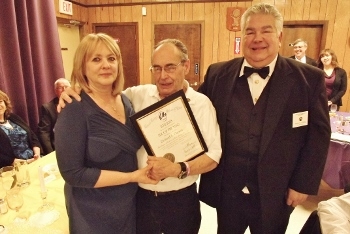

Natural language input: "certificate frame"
[130,90,208,162]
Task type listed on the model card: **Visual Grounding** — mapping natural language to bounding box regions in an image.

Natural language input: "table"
[322,112,350,189]
[0,151,68,233]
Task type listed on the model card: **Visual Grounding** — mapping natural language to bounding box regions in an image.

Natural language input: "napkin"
[331,132,350,143]
[28,210,60,228]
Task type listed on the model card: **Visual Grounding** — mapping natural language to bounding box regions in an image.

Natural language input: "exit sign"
[59,0,73,16]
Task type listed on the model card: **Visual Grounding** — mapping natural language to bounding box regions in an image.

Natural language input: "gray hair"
[54,78,71,88]
[153,39,189,62]
[292,38,308,47]
[241,3,283,36]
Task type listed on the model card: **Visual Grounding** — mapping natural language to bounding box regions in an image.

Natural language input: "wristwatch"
[177,162,188,179]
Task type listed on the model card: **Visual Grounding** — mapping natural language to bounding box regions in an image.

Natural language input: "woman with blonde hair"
[317,49,347,110]
[55,33,157,233]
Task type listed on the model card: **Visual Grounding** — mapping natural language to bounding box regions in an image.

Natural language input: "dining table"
[322,111,350,189]
[0,151,69,233]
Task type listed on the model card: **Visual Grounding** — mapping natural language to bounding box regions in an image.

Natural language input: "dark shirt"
[0,113,41,168]
[0,121,33,159]
[325,70,336,98]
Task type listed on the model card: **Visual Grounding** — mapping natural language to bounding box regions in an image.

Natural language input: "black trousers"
[136,183,201,234]
[217,191,292,234]
[217,191,262,234]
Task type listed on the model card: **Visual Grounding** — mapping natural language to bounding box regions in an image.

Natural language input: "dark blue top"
[0,121,33,159]
[0,113,41,167]
[55,92,142,234]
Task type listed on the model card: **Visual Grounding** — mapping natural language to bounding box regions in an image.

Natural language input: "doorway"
[57,23,80,80]
[94,23,140,89]
[154,23,202,90]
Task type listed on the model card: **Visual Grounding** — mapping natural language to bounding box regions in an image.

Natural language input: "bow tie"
[243,66,270,79]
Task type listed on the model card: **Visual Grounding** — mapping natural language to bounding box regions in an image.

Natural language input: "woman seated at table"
[0,90,41,168]
[317,48,348,110]
[55,33,157,234]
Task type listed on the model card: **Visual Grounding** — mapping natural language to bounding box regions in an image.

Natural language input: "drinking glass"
[14,161,30,188]
[330,104,337,113]
[6,188,23,213]
[38,190,54,212]
[0,166,16,191]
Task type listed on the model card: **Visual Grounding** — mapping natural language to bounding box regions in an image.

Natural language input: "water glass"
[14,161,30,188]
[6,188,23,213]
[0,166,16,191]
[330,104,337,113]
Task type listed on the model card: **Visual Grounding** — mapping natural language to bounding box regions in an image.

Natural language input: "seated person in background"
[37,78,70,155]
[290,38,317,66]
[317,192,350,233]
[0,90,41,168]
[317,48,347,110]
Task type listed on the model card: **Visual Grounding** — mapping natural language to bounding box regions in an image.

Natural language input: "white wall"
[57,24,80,80]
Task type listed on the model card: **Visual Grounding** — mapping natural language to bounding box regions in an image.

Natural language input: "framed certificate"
[130,90,208,162]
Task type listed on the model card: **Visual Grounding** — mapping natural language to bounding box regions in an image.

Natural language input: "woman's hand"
[328,101,332,106]
[33,147,41,161]
[131,164,159,185]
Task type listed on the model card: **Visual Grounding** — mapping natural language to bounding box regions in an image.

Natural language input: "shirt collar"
[296,56,306,63]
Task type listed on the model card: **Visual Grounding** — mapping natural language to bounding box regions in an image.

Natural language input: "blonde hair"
[71,33,124,96]
[0,90,12,118]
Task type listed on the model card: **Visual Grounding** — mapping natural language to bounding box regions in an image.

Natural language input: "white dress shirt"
[295,56,306,64]
[239,55,278,105]
[123,81,222,192]
[317,192,350,233]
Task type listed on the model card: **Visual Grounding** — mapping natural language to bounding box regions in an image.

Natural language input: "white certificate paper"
[131,90,207,162]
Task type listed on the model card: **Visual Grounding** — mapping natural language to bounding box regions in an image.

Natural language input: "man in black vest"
[198,3,330,233]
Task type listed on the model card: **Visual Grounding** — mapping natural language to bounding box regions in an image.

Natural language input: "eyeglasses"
[149,62,183,74]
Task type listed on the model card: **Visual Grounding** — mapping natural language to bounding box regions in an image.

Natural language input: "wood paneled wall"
[54,0,350,111]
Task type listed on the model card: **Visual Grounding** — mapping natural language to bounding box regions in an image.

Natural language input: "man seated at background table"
[58,38,222,234]
[37,78,70,155]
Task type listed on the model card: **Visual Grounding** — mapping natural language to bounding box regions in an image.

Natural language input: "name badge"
[292,111,308,128]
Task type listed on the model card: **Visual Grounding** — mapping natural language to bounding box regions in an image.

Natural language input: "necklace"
[0,120,7,124]
[111,106,118,112]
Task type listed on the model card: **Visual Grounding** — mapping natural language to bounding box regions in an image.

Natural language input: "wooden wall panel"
[193,3,205,21]
[184,3,193,21]
[203,2,214,80]
[171,4,180,21]
[318,0,328,20]
[309,0,320,20]
[141,8,152,85]
[57,0,350,111]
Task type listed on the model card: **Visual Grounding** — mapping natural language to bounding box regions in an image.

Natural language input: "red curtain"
[0,0,64,130]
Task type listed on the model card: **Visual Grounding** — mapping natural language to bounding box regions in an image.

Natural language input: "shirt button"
[254,98,258,103]
[255,80,259,84]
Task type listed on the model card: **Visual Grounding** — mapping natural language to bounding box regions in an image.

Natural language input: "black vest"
[222,76,271,196]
